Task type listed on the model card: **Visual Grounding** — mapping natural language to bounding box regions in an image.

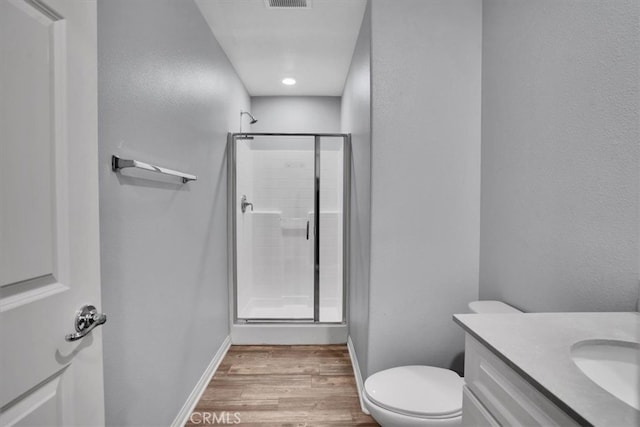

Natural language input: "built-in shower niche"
[232,134,346,325]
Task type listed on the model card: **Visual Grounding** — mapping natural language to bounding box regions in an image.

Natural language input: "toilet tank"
[468,300,523,314]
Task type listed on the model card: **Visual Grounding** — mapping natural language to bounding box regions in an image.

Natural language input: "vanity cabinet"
[461,334,580,427]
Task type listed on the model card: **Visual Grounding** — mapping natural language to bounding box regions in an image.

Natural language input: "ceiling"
[195,0,367,97]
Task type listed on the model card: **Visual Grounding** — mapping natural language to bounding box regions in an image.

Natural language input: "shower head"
[241,110,258,124]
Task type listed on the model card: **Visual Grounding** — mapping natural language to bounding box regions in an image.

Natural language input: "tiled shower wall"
[236,138,344,321]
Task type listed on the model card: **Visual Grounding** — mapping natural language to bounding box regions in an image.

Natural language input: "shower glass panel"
[318,137,344,322]
[235,135,316,320]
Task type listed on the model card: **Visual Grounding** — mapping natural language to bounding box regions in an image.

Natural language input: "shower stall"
[228,133,349,343]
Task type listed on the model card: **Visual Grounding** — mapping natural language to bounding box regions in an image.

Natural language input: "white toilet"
[362,300,522,426]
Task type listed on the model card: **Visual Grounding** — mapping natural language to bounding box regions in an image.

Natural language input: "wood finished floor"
[186,345,379,426]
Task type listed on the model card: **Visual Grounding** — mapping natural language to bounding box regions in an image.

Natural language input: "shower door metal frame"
[228,132,350,325]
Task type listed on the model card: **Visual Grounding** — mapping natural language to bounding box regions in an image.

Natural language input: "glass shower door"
[235,135,316,320]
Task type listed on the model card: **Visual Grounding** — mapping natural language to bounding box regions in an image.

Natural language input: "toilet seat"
[364,366,463,419]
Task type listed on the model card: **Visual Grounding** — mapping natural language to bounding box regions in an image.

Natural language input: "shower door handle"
[306,221,310,240]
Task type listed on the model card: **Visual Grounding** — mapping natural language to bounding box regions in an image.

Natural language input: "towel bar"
[111,155,197,183]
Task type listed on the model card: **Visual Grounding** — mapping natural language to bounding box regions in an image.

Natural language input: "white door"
[0,0,105,425]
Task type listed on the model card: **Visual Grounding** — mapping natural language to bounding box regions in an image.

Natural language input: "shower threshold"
[242,318,314,323]
[230,323,347,345]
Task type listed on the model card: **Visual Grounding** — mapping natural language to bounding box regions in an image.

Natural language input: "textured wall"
[251,96,341,133]
[341,2,372,376]
[367,0,482,375]
[97,1,250,425]
[480,0,639,312]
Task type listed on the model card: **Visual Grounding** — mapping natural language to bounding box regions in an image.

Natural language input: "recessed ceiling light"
[282,77,296,86]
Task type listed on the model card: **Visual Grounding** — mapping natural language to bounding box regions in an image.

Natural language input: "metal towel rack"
[111,155,197,183]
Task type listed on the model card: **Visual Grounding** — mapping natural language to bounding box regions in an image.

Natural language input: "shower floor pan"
[238,297,342,323]
[234,301,345,345]
[240,306,341,323]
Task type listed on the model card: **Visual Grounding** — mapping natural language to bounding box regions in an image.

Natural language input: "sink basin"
[571,339,640,410]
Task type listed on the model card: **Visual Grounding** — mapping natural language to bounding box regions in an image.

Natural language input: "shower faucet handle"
[241,195,253,213]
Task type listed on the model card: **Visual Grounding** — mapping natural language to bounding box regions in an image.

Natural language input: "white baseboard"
[171,336,232,427]
[347,335,370,414]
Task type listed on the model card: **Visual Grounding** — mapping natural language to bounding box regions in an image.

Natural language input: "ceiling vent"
[265,0,311,9]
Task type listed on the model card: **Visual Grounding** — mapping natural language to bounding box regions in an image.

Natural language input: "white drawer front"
[462,386,500,427]
[464,334,579,427]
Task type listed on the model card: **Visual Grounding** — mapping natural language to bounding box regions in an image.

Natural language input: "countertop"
[453,312,640,427]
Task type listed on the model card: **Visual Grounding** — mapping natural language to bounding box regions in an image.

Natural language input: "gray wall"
[480,0,639,312]
[341,2,372,376]
[250,96,341,133]
[366,0,482,375]
[98,1,250,425]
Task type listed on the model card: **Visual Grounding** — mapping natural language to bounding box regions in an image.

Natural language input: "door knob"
[65,304,107,342]
[240,195,253,213]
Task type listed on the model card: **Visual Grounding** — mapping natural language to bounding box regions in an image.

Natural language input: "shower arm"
[239,111,258,133]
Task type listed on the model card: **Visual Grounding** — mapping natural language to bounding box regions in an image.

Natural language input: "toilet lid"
[364,366,463,418]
